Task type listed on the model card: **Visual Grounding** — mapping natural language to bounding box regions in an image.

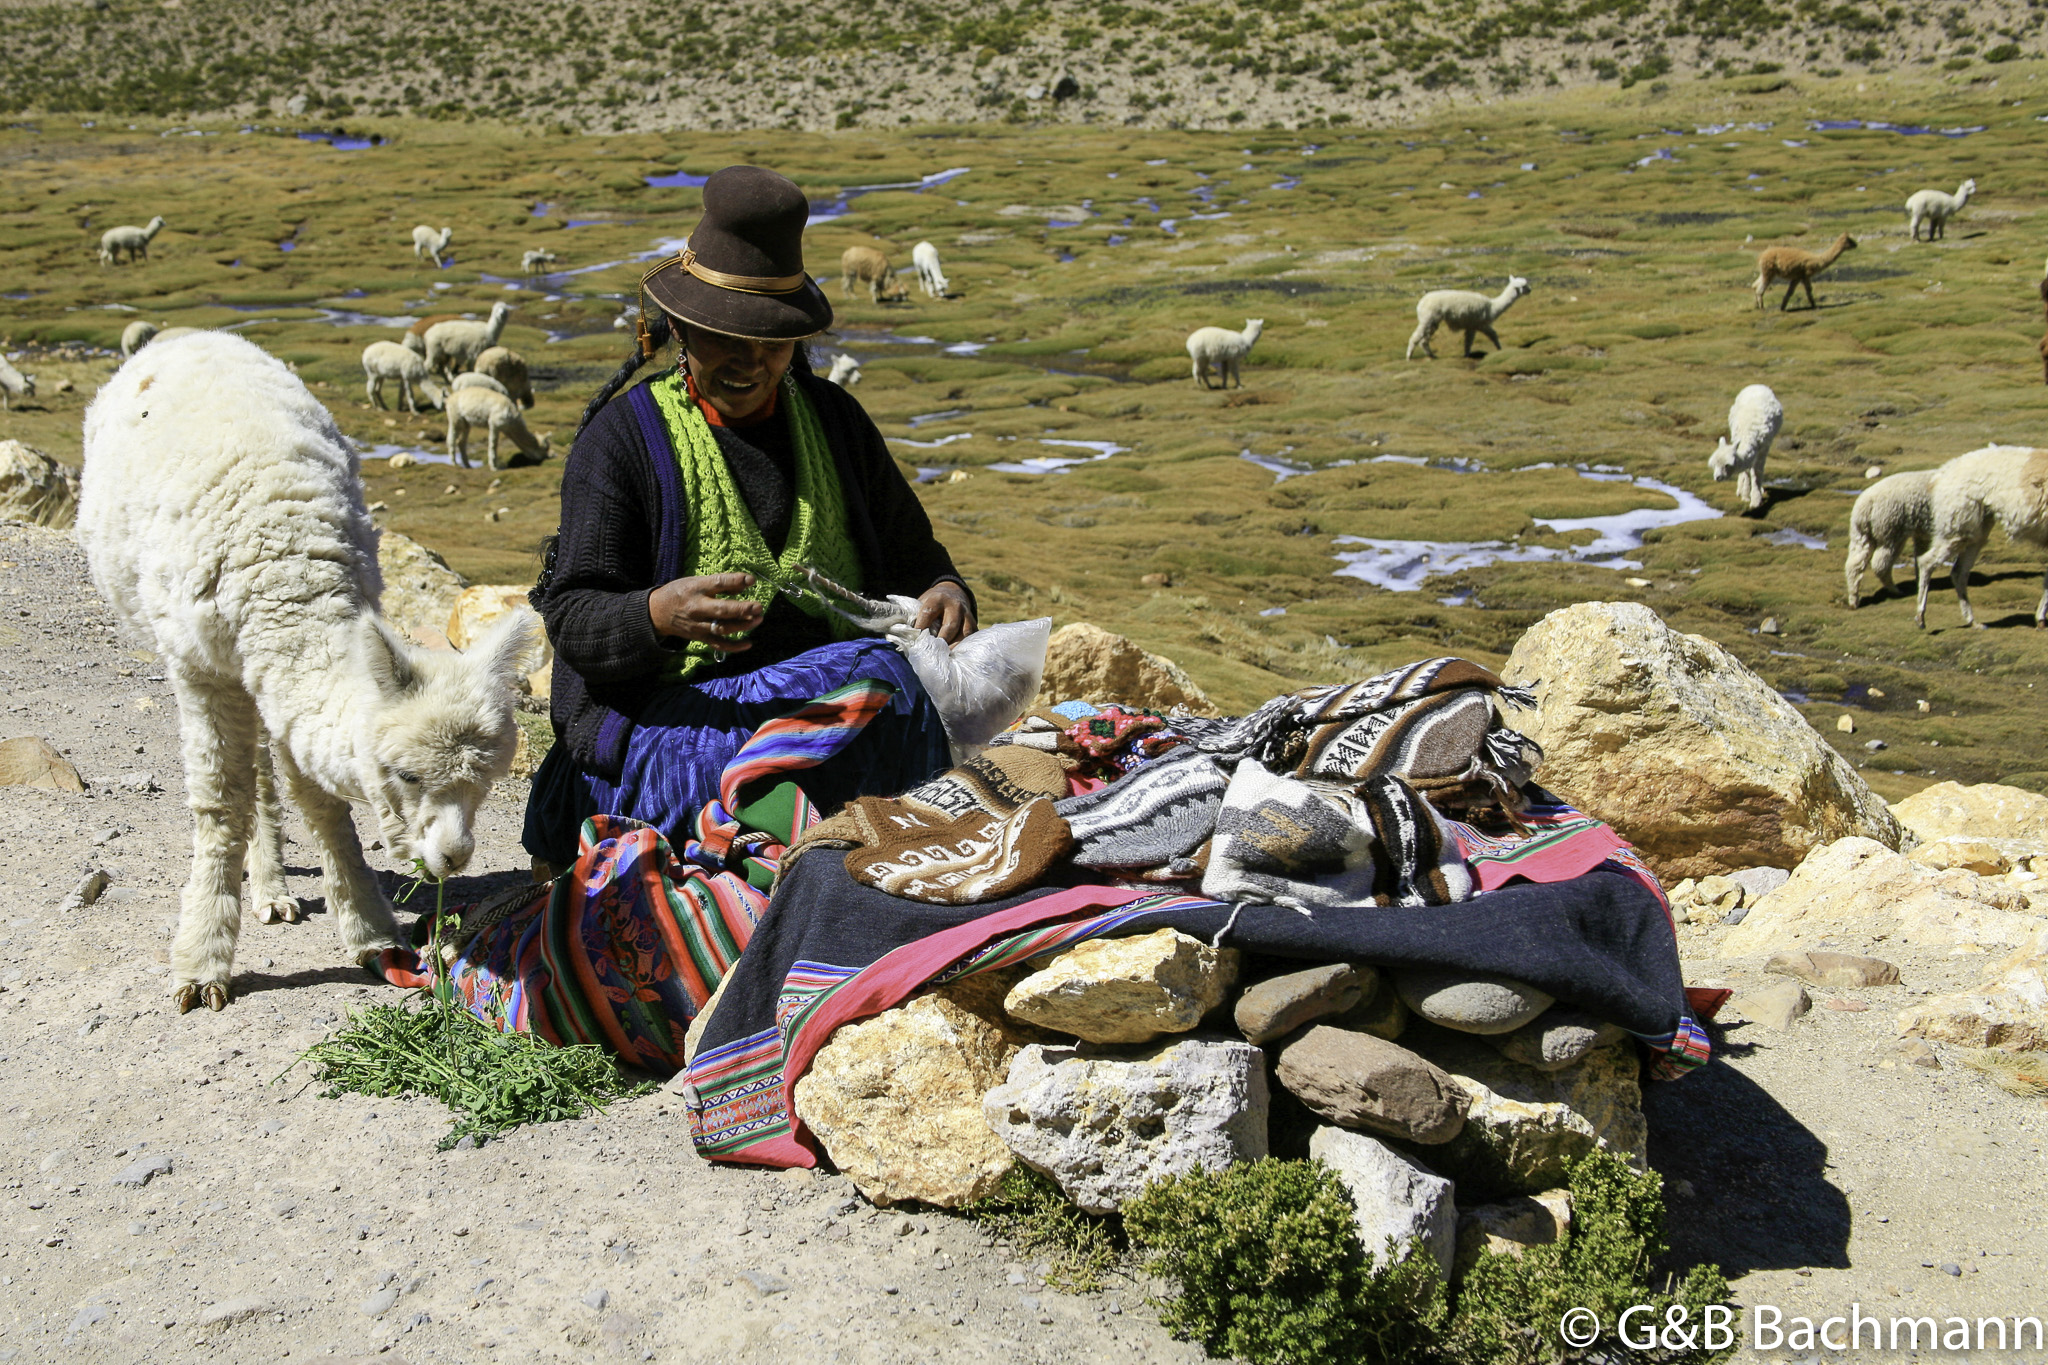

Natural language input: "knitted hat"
[641,165,833,342]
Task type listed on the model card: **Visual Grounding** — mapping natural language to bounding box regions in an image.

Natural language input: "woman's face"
[683,326,796,422]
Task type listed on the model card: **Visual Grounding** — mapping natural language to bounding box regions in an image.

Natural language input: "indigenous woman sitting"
[522,166,975,870]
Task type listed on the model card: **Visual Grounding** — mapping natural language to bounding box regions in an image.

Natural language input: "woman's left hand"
[915,581,976,644]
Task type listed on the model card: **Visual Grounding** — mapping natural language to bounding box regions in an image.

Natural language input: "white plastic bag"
[890,616,1053,749]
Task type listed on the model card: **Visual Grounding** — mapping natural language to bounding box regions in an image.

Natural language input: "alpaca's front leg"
[1950,540,1982,627]
[247,733,301,925]
[485,425,500,473]
[279,760,402,966]
[169,673,260,1012]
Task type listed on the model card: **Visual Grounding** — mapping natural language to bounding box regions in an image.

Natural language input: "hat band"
[647,247,808,296]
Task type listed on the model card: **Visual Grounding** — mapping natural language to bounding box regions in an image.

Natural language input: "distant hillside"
[0,0,2038,132]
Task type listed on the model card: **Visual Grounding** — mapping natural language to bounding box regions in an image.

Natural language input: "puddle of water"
[1696,121,1773,135]
[915,467,949,483]
[1243,450,1314,481]
[296,130,383,150]
[1048,220,1082,230]
[942,341,987,355]
[1632,148,1678,167]
[989,438,1131,475]
[1107,235,1127,247]
[1333,473,1722,591]
[1764,526,1828,549]
[1160,220,1180,236]
[1438,591,1474,607]
[362,442,459,467]
[316,308,415,328]
[643,169,711,189]
[1188,212,1232,222]
[1134,197,1162,213]
[1272,176,1302,191]
[564,218,638,229]
[835,328,940,347]
[807,167,973,226]
[1258,606,1287,617]
[531,202,553,217]
[278,240,296,252]
[1809,118,1986,137]
[907,408,969,428]
[1058,251,1077,263]
[1144,158,1169,166]
[887,433,975,450]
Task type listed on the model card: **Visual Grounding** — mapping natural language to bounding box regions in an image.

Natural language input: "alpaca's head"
[1244,318,1266,339]
[1708,436,1735,479]
[1958,178,1977,200]
[488,301,513,327]
[353,608,546,880]
[1506,276,1531,300]
[146,216,165,231]
[1839,234,1858,253]
[438,226,454,247]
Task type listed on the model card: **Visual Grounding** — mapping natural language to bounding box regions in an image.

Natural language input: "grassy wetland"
[4,68,2048,796]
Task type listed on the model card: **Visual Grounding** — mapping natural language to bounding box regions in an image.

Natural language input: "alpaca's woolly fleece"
[1405,277,1529,360]
[522,248,559,273]
[360,340,444,413]
[1914,444,2048,629]
[1907,178,1976,242]
[424,302,512,380]
[1845,469,1933,607]
[1752,233,1855,311]
[1186,318,1265,388]
[0,353,33,410]
[825,353,863,388]
[1706,383,1783,513]
[911,240,949,298]
[450,371,509,397]
[840,245,903,304]
[77,331,542,1007]
[98,216,165,266]
[121,319,160,357]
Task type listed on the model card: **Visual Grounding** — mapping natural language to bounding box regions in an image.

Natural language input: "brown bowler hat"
[641,165,833,341]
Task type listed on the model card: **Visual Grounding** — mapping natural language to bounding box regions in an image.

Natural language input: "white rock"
[983,1037,1268,1214]
[1004,929,1237,1044]
[1308,1125,1457,1275]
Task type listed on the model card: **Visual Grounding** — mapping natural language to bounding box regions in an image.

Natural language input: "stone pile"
[794,927,1642,1286]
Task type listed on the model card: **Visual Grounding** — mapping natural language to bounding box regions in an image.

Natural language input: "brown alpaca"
[1752,233,1857,312]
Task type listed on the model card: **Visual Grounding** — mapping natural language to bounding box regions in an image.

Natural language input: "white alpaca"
[1906,178,1976,242]
[824,353,862,388]
[424,303,512,380]
[0,353,34,411]
[121,320,160,357]
[450,372,509,397]
[471,345,533,408]
[522,248,559,274]
[911,241,950,298]
[1406,277,1530,359]
[446,385,551,472]
[412,225,454,267]
[77,332,542,1012]
[400,313,459,357]
[1844,469,1933,607]
[361,340,445,414]
[1913,444,2048,629]
[1706,383,1783,514]
[98,216,166,266]
[1186,318,1265,389]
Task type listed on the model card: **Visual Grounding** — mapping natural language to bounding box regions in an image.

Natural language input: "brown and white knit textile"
[785,747,1075,904]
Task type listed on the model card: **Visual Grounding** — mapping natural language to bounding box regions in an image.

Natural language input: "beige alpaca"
[840,246,905,304]
[446,384,550,471]
[1913,445,2048,629]
[1844,470,1933,607]
[1752,233,1856,312]
[78,332,543,1012]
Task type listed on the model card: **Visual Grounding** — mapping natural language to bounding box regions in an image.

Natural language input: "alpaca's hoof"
[175,983,198,1014]
[203,983,229,1011]
[255,897,301,925]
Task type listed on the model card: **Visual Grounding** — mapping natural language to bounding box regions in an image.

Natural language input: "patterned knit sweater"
[535,366,972,779]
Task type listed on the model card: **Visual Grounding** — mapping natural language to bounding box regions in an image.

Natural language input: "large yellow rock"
[1032,623,1217,715]
[1721,836,2045,957]
[0,736,85,793]
[792,989,1027,1207]
[1891,781,2048,846]
[1502,601,1901,881]
[1897,930,2048,1051]
[1004,928,1238,1044]
[0,441,79,529]
[376,528,467,650]
[447,583,553,698]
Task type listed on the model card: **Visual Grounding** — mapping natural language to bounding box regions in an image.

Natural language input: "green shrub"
[1984,42,2022,61]
[969,1165,1124,1292]
[1124,1158,1448,1365]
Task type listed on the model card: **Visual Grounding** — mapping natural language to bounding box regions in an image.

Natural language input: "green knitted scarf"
[649,370,863,682]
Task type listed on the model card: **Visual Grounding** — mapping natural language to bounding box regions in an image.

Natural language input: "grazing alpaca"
[1405,277,1530,359]
[521,248,559,274]
[1186,318,1265,389]
[824,353,862,388]
[360,340,445,413]
[0,353,34,411]
[401,312,462,356]
[1913,444,2048,629]
[840,245,905,304]
[445,384,550,471]
[471,345,533,408]
[1844,469,1933,607]
[1752,233,1856,311]
[98,216,166,265]
[1906,178,1976,242]
[121,320,160,357]
[77,332,542,1012]
[1706,383,1783,514]
[911,240,950,298]
[412,224,454,267]
[424,302,513,381]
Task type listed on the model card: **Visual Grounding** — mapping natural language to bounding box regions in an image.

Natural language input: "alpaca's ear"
[359,617,420,696]
[468,606,545,688]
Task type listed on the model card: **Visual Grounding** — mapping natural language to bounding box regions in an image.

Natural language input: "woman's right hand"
[648,573,763,651]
